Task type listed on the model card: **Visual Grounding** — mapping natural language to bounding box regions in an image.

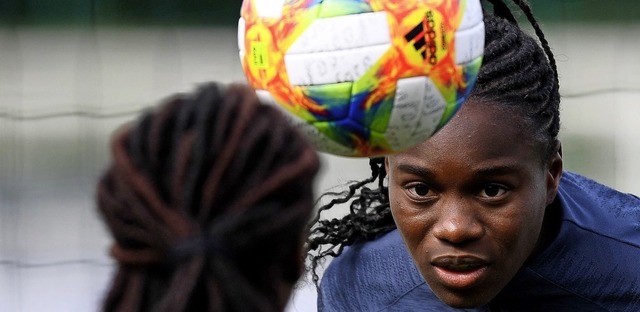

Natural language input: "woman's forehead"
[389,100,541,168]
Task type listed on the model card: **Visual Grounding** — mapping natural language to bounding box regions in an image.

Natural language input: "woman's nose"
[432,198,484,245]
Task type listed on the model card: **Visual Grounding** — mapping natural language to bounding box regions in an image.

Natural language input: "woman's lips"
[431,256,490,289]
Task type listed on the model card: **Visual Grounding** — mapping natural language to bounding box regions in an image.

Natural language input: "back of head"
[97,82,320,312]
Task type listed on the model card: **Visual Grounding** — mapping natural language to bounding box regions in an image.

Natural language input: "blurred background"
[1,1,639,311]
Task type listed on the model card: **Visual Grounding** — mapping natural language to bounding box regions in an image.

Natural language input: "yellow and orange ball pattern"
[238,0,484,157]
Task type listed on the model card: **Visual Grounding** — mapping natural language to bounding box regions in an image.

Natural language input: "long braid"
[474,0,560,154]
[511,0,559,86]
[98,82,320,312]
[307,157,393,285]
[307,0,561,285]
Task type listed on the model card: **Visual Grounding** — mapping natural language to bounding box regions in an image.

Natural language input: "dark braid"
[473,0,560,157]
[307,0,561,285]
[307,157,394,285]
[97,82,320,312]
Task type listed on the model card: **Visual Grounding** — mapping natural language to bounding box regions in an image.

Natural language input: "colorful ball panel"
[239,0,485,157]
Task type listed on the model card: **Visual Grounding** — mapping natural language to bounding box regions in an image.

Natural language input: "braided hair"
[97,82,320,312]
[307,0,561,286]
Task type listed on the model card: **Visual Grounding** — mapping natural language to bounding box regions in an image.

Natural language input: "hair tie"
[166,234,229,265]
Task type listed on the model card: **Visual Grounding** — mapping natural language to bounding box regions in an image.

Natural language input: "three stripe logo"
[403,11,439,65]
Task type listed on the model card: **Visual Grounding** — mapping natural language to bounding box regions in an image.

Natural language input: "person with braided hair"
[96,82,320,312]
[309,1,640,311]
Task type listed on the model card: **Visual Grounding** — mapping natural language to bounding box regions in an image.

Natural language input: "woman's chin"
[431,287,494,309]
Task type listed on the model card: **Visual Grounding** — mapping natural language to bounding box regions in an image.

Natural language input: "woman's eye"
[479,184,507,198]
[407,183,433,198]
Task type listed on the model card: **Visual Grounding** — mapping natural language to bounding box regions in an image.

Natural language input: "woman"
[309,1,640,311]
[97,82,320,311]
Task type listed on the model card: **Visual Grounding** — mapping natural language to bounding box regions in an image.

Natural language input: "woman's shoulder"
[560,171,640,204]
[318,229,426,311]
[515,171,640,310]
[320,229,421,291]
[558,171,640,236]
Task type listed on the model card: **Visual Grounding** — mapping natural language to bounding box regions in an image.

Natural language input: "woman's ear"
[384,157,390,175]
[546,141,563,206]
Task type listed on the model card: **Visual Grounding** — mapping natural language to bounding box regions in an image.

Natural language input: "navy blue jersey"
[318,172,640,311]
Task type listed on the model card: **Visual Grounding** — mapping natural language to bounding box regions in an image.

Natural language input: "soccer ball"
[238,0,484,157]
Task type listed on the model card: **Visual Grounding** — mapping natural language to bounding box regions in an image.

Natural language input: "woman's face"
[385,99,562,308]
